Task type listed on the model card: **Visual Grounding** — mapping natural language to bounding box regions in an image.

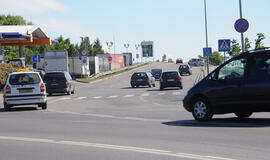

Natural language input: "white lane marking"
[157,92,165,95]
[92,96,103,99]
[123,94,134,98]
[107,95,118,99]
[76,97,87,100]
[59,97,71,101]
[0,136,238,160]
[141,93,150,97]
[47,110,171,122]
[172,92,181,95]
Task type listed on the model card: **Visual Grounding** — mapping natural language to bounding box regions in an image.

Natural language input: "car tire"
[4,103,10,111]
[152,83,156,87]
[71,89,75,94]
[192,98,213,121]
[131,85,135,88]
[234,112,252,118]
[41,103,47,110]
[67,90,71,95]
[179,86,183,89]
[160,86,163,90]
[149,84,152,88]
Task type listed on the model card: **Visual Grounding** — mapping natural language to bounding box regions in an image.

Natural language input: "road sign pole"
[239,0,245,52]
[204,0,209,74]
[224,52,226,63]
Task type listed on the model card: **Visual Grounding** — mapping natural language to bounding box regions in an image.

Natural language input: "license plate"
[20,89,33,93]
[137,79,143,81]
[167,79,175,82]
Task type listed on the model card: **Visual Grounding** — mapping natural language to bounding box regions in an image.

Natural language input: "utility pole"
[239,0,245,52]
[204,0,210,74]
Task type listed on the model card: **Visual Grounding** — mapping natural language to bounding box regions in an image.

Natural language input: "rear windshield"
[179,65,187,69]
[132,73,147,79]
[44,73,66,82]
[9,73,41,85]
[162,72,178,78]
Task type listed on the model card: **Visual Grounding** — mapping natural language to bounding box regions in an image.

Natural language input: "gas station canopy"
[0,25,57,46]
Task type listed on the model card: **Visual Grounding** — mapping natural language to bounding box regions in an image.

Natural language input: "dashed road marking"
[0,136,238,160]
[59,97,71,101]
[141,93,150,97]
[76,97,87,100]
[123,94,134,98]
[107,95,118,99]
[172,92,181,95]
[157,93,165,95]
[92,96,103,99]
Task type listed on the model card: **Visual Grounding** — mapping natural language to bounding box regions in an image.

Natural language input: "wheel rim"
[193,101,207,119]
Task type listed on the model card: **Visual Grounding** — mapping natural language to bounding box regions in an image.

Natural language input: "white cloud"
[0,0,67,14]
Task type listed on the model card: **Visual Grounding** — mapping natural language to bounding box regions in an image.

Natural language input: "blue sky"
[0,0,269,61]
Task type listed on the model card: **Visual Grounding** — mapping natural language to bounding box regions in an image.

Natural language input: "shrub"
[0,63,18,89]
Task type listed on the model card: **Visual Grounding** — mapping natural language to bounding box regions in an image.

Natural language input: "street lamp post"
[135,44,140,64]
[106,42,113,54]
[124,44,130,53]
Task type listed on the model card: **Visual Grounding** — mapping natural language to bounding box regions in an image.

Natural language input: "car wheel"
[152,83,156,87]
[4,103,10,111]
[67,90,71,95]
[160,86,163,90]
[71,89,75,94]
[179,86,183,89]
[149,84,152,88]
[192,98,213,121]
[131,85,135,88]
[234,112,252,118]
[41,103,47,110]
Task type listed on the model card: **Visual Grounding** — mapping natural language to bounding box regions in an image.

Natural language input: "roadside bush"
[0,63,18,89]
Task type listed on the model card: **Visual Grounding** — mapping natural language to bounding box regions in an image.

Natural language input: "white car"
[188,58,204,66]
[3,72,47,111]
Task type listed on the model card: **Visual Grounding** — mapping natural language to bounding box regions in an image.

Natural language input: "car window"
[44,73,66,82]
[9,73,41,85]
[162,72,178,78]
[132,73,147,79]
[218,58,246,80]
[248,54,270,78]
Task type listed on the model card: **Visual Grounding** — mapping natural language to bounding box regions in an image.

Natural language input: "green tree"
[162,54,167,62]
[209,51,223,66]
[244,37,251,52]
[80,37,93,56]
[255,33,265,50]
[68,44,80,57]
[229,39,241,57]
[92,38,104,56]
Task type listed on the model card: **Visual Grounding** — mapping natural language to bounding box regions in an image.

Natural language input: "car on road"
[43,71,75,96]
[176,58,183,64]
[130,72,155,88]
[183,49,270,121]
[3,72,47,111]
[151,68,163,80]
[188,58,204,66]
[168,58,173,63]
[179,64,192,76]
[160,71,183,90]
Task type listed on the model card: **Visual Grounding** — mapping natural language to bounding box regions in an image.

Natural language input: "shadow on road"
[121,87,151,89]
[0,107,38,113]
[147,88,180,92]
[47,93,67,97]
[163,118,270,128]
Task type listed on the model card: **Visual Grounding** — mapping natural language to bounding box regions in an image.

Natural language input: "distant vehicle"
[183,49,270,121]
[151,68,163,80]
[179,64,192,76]
[130,72,155,88]
[188,58,204,66]
[168,58,173,63]
[8,58,29,72]
[44,51,69,73]
[3,72,47,111]
[176,58,183,64]
[43,71,75,96]
[160,71,183,90]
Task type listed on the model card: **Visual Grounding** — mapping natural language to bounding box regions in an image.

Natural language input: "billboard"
[141,41,153,57]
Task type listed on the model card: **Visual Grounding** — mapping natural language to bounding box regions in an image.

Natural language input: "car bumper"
[47,88,68,93]
[160,81,182,88]
[131,81,150,86]
[4,95,47,105]
[183,93,192,112]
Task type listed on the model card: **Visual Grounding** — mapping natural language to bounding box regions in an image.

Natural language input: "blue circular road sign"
[234,18,249,33]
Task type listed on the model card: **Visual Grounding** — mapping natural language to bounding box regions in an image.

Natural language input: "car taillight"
[146,78,150,82]
[188,68,191,71]
[178,76,182,80]
[160,77,163,82]
[5,85,11,94]
[65,81,69,86]
[40,83,46,92]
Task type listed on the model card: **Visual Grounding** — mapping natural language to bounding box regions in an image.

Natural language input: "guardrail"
[193,67,206,86]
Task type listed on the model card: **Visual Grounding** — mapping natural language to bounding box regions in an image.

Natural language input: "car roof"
[163,70,178,73]
[9,71,39,75]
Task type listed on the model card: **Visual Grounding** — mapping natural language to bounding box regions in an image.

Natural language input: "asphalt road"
[1,62,270,160]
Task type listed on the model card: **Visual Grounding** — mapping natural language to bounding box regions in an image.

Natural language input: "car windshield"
[132,73,147,79]
[162,72,178,78]
[44,73,66,82]
[9,73,41,85]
